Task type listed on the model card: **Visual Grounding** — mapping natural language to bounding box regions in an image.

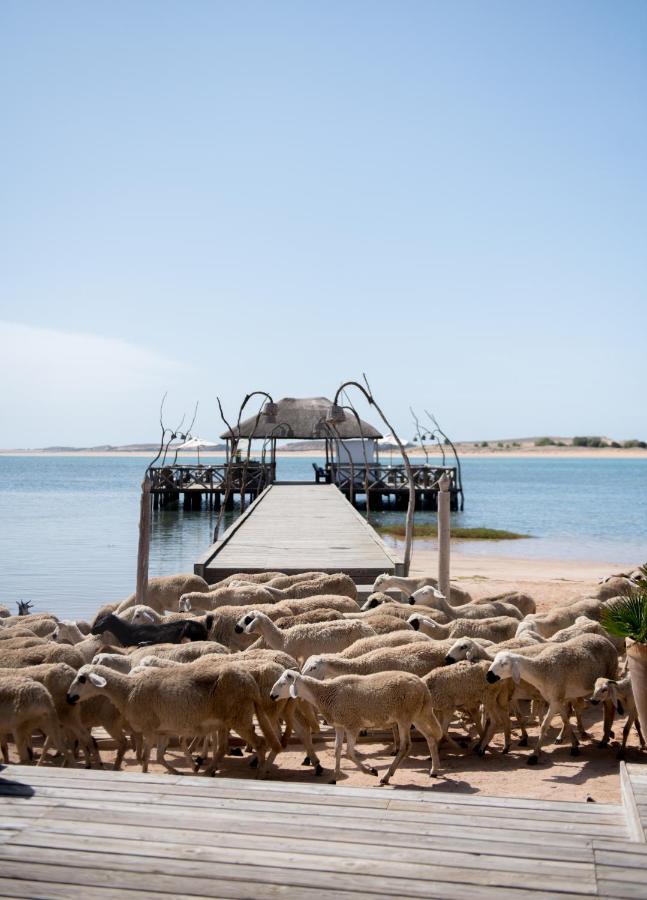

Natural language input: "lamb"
[114,573,210,615]
[515,599,605,639]
[0,674,71,765]
[371,573,472,606]
[67,662,282,776]
[270,668,443,783]
[486,634,618,763]
[0,644,85,670]
[91,613,213,647]
[409,587,523,621]
[301,639,460,681]
[590,674,646,758]
[235,612,377,665]
[408,613,519,643]
[0,663,100,767]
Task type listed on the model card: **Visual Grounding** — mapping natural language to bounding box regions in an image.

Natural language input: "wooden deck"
[1,764,646,898]
[195,483,403,585]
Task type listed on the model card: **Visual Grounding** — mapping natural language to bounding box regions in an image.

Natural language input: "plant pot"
[626,638,647,732]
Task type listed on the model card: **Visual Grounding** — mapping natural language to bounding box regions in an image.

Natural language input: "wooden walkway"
[195,483,403,585]
[1,765,646,898]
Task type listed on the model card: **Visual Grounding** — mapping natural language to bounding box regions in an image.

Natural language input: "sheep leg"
[235,723,267,777]
[380,722,411,785]
[330,727,345,783]
[598,701,615,748]
[635,716,646,750]
[573,701,591,741]
[1,739,8,764]
[14,726,33,765]
[528,702,563,765]
[344,730,379,778]
[413,713,442,778]
[156,736,181,775]
[291,714,323,776]
[141,734,153,773]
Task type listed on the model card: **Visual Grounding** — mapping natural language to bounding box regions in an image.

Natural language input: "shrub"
[573,436,604,448]
[623,440,647,449]
[534,437,554,447]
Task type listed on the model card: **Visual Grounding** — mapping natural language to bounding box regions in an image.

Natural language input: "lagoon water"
[0,454,645,619]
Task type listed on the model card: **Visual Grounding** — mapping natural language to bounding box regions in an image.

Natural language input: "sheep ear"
[141,611,155,623]
[465,647,474,662]
[511,660,521,684]
[88,672,107,688]
[205,615,214,630]
[289,683,298,699]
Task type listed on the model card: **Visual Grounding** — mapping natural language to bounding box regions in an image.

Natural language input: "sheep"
[272,609,343,629]
[595,577,637,602]
[127,640,230,667]
[477,591,536,616]
[182,574,359,612]
[0,626,40,641]
[92,652,134,673]
[371,573,472,606]
[356,597,447,622]
[270,668,443,783]
[0,663,101,767]
[301,639,460,681]
[409,587,523,621]
[0,644,85,670]
[0,636,47,650]
[0,614,59,637]
[341,613,414,635]
[114,573,210,616]
[486,634,618,764]
[212,572,286,587]
[66,662,282,776]
[119,605,163,625]
[51,621,125,663]
[445,635,544,664]
[236,612,377,666]
[0,674,71,765]
[515,599,605,639]
[91,613,213,647]
[408,613,519,643]
[215,571,328,590]
[590,674,646,758]
[335,630,432,659]
[547,616,624,652]
[0,605,10,618]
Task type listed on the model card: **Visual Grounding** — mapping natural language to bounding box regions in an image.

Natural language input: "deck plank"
[197,484,402,583]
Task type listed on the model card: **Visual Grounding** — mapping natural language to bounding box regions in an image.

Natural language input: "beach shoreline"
[2,448,647,459]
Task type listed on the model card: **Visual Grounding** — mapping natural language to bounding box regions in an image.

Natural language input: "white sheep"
[408,613,519,643]
[236,611,376,665]
[336,630,431,659]
[114,573,210,616]
[590,673,646,758]
[486,634,618,764]
[516,599,605,639]
[371,573,472,605]
[0,674,71,766]
[270,668,442,783]
[301,639,461,681]
[409,587,523,621]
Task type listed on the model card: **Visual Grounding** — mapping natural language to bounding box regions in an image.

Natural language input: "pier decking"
[1,764,646,898]
[195,483,403,584]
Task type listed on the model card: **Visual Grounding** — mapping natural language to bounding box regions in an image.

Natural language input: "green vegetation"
[601,565,647,643]
[534,437,555,446]
[623,439,647,449]
[375,523,531,541]
[573,436,605,447]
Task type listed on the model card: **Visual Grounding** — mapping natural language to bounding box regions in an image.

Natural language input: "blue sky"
[1,1,645,446]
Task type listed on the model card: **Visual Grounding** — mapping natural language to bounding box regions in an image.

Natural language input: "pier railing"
[321,463,457,492]
[148,462,276,495]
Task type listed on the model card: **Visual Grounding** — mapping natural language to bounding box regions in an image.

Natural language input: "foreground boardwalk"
[1,764,646,898]
[196,483,402,584]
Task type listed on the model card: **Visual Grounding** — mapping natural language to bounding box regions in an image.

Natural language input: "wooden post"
[438,471,451,600]
[135,476,151,605]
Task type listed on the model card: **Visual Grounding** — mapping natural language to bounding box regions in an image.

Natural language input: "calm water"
[0,455,645,619]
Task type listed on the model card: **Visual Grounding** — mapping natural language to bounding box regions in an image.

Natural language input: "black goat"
[91,613,213,647]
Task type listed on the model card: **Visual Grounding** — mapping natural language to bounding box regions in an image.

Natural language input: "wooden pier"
[195,483,403,584]
[1,763,646,898]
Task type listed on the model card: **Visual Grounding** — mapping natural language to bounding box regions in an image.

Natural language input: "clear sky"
[1,1,645,446]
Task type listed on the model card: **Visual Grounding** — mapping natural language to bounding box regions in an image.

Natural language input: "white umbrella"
[176,436,218,464]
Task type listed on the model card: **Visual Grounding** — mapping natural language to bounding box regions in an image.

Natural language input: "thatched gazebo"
[220,396,383,473]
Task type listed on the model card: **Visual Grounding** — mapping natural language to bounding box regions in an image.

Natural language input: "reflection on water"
[0,453,645,620]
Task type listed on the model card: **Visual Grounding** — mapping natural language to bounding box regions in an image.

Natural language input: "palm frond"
[601,592,647,643]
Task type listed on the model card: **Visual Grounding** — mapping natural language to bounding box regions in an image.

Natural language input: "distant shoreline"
[1,448,646,460]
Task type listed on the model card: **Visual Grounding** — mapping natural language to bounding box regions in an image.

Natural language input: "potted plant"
[601,565,647,732]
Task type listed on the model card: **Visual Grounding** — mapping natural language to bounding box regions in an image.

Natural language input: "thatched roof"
[220,397,383,440]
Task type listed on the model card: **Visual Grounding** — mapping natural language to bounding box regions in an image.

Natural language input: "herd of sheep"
[0,567,644,785]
